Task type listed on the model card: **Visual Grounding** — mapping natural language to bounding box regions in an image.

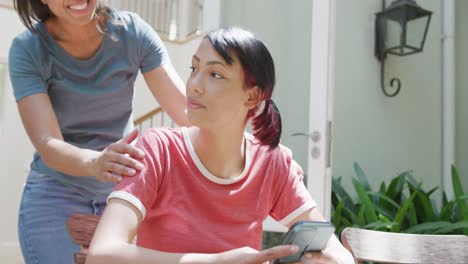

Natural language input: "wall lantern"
[375,0,432,97]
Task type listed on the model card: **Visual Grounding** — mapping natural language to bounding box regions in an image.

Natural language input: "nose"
[187,73,204,95]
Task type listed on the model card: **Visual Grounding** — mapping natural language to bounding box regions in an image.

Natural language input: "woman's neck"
[46,17,101,42]
[45,17,104,60]
[189,127,246,180]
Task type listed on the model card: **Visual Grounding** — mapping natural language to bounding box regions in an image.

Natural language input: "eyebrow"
[192,55,226,66]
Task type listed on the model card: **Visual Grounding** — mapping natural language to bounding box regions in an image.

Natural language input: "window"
[106,0,204,43]
[0,0,13,9]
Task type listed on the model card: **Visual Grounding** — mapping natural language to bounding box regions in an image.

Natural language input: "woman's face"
[186,39,258,131]
[43,0,98,27]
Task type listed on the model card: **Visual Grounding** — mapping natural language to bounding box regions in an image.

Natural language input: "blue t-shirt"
[8,10,169,199]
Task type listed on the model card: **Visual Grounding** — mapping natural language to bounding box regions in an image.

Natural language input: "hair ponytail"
[252,99,282,149]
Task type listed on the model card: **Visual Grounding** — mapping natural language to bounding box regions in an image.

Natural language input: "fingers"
[117,129,139,145]
[100,171,122,183]
[93,131,147,183]
[250,245,298,264]
[109,140,145,159]
[105,151,144,171]
[301,252,337,264]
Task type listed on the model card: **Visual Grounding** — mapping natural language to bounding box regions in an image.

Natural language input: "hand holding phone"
[273,221,335,264]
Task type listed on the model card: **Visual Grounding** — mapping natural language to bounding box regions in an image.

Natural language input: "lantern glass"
[406,16,430,50]
[384,19,402,52]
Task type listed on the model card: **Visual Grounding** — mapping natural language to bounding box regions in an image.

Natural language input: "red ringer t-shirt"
[109,127,316,253]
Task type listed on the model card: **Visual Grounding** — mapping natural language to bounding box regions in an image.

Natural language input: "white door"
[306,0,336,221]
[262,0,336,231]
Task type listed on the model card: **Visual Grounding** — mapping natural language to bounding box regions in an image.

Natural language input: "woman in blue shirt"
[9,0,188,263]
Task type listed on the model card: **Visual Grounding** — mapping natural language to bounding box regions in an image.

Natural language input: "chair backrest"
[66,213,101,264]
[341,227,468,264]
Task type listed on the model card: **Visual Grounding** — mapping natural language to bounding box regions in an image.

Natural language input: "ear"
[245,86,263,110]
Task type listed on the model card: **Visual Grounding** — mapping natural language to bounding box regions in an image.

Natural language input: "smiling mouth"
[68,0,88,11]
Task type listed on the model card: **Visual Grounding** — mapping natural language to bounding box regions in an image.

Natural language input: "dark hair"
[205,27,282,149]
[13,0,112,35]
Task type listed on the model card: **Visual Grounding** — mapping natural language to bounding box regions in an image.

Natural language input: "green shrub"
[332,163,468,236]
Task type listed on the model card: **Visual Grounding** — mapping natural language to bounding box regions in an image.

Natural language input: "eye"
[189,66,198,73]
[211,72,224,79]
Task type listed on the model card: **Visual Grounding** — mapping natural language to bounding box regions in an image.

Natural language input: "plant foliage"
[332,163,468,236]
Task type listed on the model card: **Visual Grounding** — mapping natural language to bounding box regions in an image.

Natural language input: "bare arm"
[17,94,144,182]
[143,63,189,127]
[87,198,299,264]
[287,208,354,264]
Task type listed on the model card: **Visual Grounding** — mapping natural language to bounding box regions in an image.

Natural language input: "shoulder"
[10,24,43,53]
[108,9,150,31]
[109,9,138,23]
[138,127,184,149]
[245,132,293,168]
[9,24,50,74]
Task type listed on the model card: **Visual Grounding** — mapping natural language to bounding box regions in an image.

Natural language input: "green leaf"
[452,166,468,233]
[340,217,352,227]
[408,203,418,226]
[341,207,360,226]
[426,187,439,196]
[357,204,367,226]
[435,221,468,234]
[442,192,449,207]
[406,172,420,187]
[364,221,397,231]
[332,177,356,211]
[404,221,452,234]
[373,204,394,220]
[353,177,378,223]
[407,181,436,222]
[386,172,407,202]
[379,182,387,206]
[439,201,455,221]
[391,183,420,232]
[379,182,386,194]
[353,162,371,191]
[368,192,401,210]
[332,197,346,231]
[378,213,391,223]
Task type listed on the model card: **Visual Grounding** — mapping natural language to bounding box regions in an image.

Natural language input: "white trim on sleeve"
[278,201,317,226]
[108,191,147,219]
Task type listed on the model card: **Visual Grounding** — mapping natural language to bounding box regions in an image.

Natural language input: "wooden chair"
[66,213,101,264]
[341,227,468,264]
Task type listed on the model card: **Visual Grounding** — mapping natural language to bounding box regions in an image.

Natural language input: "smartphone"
[273,221,335,264]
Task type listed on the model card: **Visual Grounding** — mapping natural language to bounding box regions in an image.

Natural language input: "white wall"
[332,0,444,195]
[455,0,468,191]
[221,0,313,171]
[0,8,32,263]
[0,7,199,262]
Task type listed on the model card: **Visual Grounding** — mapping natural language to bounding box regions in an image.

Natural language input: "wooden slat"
[341,227,468,264]
[133,107,163,127]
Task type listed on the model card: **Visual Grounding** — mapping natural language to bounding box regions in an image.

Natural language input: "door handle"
[291,131,322,159]
[291,131,321,143]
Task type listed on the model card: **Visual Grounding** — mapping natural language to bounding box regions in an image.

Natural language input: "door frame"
[307,0,336,221]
